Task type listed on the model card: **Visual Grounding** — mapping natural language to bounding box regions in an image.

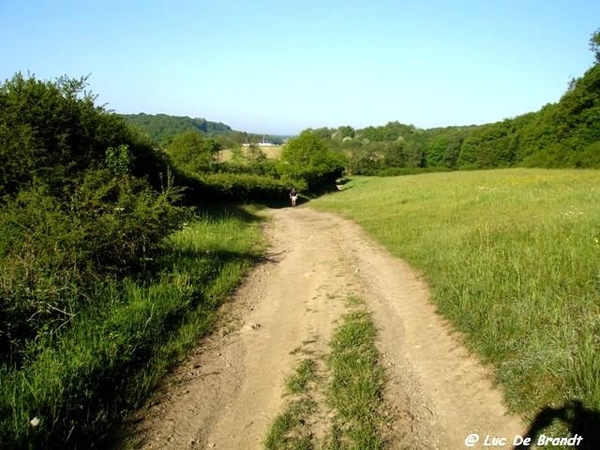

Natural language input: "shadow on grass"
[193,203,266,223]
[164,247,284,271]
[513,400,600,449]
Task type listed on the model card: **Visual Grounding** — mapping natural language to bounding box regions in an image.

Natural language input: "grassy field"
[220,145,283,161]
[0,207,265,449]
[311,168,600,417]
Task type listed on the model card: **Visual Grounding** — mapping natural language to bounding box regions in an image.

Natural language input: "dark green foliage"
[427,135,448,168]
[0,208,262,449]
[217,150,280,179]
[0,72,186,365]
[190,172,292,203]
[505,64,600,169]
[457,120,516,169]
[165,130,344,201]
[359,120,416,142]
[315,32,600,174]
[120,113,233,144]
[165,130,219,172]
[0,73,272,449]
[590,28,600,64]
[0,171,185,365]
[106,144,133,176]
[120,113,290,147]
[0,74,173,196]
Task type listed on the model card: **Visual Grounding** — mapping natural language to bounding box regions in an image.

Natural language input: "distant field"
[219,145,282,161]
[312,169,600,417]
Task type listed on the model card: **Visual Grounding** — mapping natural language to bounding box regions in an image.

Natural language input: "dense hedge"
[187,172,295,204]
[0,73,273,449]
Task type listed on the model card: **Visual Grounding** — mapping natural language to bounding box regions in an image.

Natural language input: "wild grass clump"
[327,310,386,450]
[266,298,387,450]
[312,168,600,416]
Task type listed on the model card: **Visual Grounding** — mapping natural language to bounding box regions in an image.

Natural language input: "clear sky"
[1,1,599,135]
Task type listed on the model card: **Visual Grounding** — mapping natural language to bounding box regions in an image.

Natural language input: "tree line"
[121,112,289,147]
[128,29,600,180]
[309,29,600,175]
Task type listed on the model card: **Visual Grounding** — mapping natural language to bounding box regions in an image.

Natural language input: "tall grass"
[0,207,265,449]
[312,169,600,416]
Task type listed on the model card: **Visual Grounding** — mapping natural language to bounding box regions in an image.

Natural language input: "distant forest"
[120,113,288,146]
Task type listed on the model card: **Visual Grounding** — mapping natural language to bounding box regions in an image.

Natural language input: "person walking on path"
[289,188,298,206]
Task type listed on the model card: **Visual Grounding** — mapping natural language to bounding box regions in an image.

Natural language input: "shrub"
[0,171,185,365]
[0,73,171,197]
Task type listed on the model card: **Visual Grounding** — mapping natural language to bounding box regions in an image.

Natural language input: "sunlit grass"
[327,308,386,450]
[220,145,282,161]
[312,168,600,416]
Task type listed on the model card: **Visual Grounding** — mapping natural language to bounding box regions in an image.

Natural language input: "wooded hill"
[120,113,233,142]
[121,113,288,146]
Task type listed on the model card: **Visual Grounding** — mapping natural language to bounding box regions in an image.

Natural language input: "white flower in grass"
[30,417,40,427]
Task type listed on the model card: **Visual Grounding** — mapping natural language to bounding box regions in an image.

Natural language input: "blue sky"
[1,1,599,135]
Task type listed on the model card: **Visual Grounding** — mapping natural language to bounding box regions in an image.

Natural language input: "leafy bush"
[216,157,280,178]
[0,208,264,449]
[0,171,185,365]
[165,130,221,173]
[0,73,171,197]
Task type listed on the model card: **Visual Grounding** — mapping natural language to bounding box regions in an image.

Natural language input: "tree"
[246,143,267,162]
[278,131,345,189]
[427,136,448,167]
[166,130,215,173]
[338,125,355,139]
[590,28,600,64]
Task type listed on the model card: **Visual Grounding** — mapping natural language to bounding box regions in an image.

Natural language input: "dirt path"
[134,207,524,449]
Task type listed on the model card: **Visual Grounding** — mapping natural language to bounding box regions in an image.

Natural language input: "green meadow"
[312,168,600,417]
